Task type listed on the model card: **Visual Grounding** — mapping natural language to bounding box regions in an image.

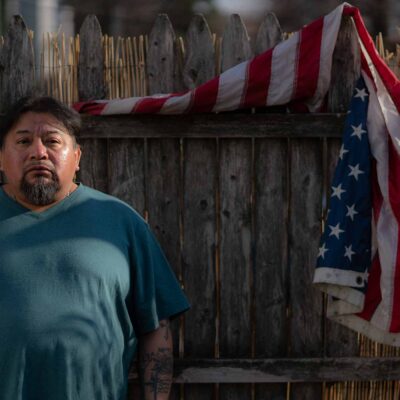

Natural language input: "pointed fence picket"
[1,10,400,400]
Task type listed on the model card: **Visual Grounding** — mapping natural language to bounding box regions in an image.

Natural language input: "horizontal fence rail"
[75,113,400,400]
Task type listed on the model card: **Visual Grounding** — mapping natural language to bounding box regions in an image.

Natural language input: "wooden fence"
[2,10,400,400]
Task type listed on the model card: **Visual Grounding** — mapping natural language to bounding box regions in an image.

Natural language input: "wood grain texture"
[221,14,252,72]
[78,15,106,101]
[255,13,283,55]
[254,139,288,400]
[182,139,217,399]
[146,138,182,362]
[147,14,176,94]
[0,15,34,112]
[219,139,252,400]
[78,113,346,139]
[129,357,400,383]
[288,139,324,399]
[108,139,145,216]
[324,138,359,357]
[327,16,361,112]
[183,15,215,89]
[78,139,108,192]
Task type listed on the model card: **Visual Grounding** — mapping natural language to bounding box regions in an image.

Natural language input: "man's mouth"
[24,165,54,178]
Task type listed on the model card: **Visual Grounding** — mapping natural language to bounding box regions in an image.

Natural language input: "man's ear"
[75,144,82,171]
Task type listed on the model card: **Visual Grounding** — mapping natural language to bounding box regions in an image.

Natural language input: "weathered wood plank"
[324,138,359,357]
[183,139,217,399]
[221,14,252,72]
[78,139,108,192]
[289,139,324,399]
[78,15,106,101]
[108,139,145,216]
[128,357,400,383]
[327,16,361,112]
[147,14,176,94]
[0,15,34,112]
[183,15,215,89]
[219,139,252,400]
[255,12,283,54]
[78,113,346,139]
[254,138,288,400]
[146,138,181,361]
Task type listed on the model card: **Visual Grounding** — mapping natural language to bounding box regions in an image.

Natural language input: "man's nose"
[30,138,48,159]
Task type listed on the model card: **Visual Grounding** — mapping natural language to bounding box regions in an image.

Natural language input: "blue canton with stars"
[316,77,371,291]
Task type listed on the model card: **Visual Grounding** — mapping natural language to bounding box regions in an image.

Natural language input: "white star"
[329,223,345,239]
[344,245,355,261]
[351,124,366,140]
[318,243,329,259]
[346,204,358,220]
[348,164,364,181]
[331,183,346,200]
[339,144,349,160]
[354,87,368,102]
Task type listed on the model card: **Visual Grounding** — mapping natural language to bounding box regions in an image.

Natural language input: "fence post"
[327,15,361,112]
[78,15,105,101]
[255,12,283,54]
[147,14,177,94]
[221,14,252,72]
[0,15,34,112]
[183,14,215,89]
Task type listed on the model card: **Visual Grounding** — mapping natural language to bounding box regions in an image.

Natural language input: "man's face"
[0,112,81,206]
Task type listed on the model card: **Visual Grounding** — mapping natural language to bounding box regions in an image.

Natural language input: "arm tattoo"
[140,347,173,399]
[159,320,170,341]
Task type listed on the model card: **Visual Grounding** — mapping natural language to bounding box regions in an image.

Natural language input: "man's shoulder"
[79,184,146,226]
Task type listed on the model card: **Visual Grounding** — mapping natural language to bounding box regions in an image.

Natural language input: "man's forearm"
[139,320,173,400]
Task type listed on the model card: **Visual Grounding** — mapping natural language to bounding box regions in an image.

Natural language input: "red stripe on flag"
[241,49,273,109]
[292,17,323,101]
[72,101,107,115]
[189,77,219,113]
[386,137,400,331]
[133,97,170,114]
[357,254,382,321]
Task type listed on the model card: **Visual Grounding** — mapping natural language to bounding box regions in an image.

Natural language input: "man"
[0,96,189,400]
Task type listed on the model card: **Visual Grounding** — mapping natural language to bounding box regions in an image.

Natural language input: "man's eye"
[17,139,30,145]
[46,139,60,144]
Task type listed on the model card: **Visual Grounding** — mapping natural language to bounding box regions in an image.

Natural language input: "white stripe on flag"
[266,32,299,106]
[159,92,193,114]
[213,61,248,112]
[307,5,344,112]
[102,97,141,115]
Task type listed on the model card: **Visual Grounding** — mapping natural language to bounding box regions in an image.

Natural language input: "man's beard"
[20,171,61,206]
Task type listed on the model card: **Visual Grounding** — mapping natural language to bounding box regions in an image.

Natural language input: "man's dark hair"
[0,96,81,148]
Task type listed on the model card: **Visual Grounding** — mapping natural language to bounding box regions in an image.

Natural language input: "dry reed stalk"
[109,36,114,99]
[40,33,45,94]
[74,34,80,102]
[139,35,146,96]
[115,37,121,98]
[122,38,128,98]
[133,36,140,96]
[127,37,135,96]
[124,38,131,97]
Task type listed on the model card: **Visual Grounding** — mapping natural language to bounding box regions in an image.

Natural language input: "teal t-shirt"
[0,184,189,400]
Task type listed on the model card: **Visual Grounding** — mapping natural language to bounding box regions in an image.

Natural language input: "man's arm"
[138,319,173,400]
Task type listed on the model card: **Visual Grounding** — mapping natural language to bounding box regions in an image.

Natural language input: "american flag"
[75,3,400,345]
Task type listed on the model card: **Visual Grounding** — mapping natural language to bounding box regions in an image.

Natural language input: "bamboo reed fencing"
[1,11,400,400]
